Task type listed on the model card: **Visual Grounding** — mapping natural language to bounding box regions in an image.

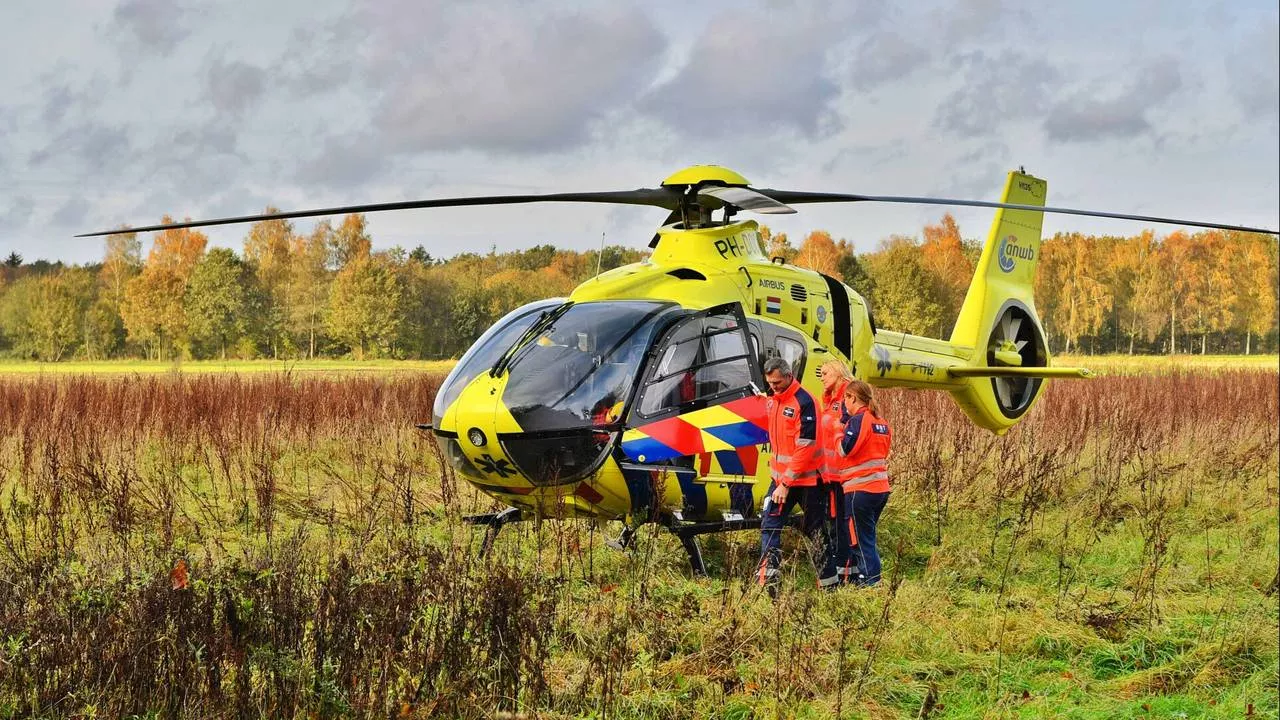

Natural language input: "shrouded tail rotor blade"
[754,190,1279,235]
[77,188,683,237]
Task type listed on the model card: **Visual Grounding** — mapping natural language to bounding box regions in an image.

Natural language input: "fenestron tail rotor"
[77,164,1279,237]
[985,303,1047,418]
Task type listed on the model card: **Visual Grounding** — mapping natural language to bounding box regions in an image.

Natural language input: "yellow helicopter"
[83,165,1278,573]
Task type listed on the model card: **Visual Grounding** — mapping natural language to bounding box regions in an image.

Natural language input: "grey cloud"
[820,139,910,174]
[641,8,857,139]
[52,195,89,227]
[2,196,35,230]
[206,57,266,117]
[1043,61,1181,142]
[112,0,190,54]
[36,75,108,128]
[172,121,239,158]
[296,135,385,189]
[933,51,1059,137]
[935,140,1013,199]
[362,2,666,154]
[935,0,1026,46]
[848,32,931,92]
[29,122,132,172]
[41,86,76,125]
[280,16,362,96]
[1225,21,1279,118]
[140,121,244,198]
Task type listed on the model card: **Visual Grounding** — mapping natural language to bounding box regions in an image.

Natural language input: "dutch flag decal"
[765,296,782,314]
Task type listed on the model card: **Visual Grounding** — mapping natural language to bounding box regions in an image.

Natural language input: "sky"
[1,0,1277,265]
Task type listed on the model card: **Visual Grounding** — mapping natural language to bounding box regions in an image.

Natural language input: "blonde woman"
[818,360,854,587]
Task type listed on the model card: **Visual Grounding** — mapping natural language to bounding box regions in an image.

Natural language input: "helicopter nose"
[496,430,618,486]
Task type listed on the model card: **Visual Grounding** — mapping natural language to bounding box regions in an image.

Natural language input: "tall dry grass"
[0,369,1274,717]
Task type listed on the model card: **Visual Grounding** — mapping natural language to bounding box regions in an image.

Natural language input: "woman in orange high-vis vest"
[818,361,855,586]
[833,379,892,586]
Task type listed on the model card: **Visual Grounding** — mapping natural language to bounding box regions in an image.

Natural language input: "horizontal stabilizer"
[946,366,1093,379]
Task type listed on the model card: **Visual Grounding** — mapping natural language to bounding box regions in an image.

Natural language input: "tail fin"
[947,171,1054,431]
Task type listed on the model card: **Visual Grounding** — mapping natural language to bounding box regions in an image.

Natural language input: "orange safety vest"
[835,406,891,494]
[820,380,852,483]
[767,379,821,487]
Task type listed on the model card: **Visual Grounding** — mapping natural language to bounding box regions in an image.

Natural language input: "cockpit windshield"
[431,298,563,426]
[502,301,677,432]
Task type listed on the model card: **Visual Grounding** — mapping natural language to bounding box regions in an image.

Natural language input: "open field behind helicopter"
[0,354,1275,376]
[0,362,1274,719]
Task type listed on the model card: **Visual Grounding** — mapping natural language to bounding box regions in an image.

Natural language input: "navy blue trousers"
[757,482,839,587]
[838,490,890,585]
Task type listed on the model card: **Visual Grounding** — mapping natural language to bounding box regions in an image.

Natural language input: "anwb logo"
[997,235,1035,273]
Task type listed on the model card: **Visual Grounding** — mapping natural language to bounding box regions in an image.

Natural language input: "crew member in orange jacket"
[818,360,856,584]
[756,357,838,590]
[832,379,892,586]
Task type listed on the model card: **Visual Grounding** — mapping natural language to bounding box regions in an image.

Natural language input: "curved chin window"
[500,430,615,486]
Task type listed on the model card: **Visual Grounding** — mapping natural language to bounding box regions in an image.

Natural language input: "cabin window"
[775,335,806,380]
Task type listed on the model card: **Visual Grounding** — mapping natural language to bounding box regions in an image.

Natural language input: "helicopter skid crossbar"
[465,506,801,578]
[665,514,803,577]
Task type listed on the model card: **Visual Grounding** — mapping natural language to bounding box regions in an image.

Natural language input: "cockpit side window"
[634,309,756,419]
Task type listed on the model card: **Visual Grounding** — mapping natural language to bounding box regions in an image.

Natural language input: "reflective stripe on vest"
[771,468,820,482]
[842,470,889,493]
[824,458,888,483]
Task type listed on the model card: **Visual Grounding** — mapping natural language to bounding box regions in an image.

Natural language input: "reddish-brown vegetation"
[0,370,1274,717]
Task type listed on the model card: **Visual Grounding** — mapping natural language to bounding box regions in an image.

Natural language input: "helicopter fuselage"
[431,168,1076,528]
[431,220,868,525]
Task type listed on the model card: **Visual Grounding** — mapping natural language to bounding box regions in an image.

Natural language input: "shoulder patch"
[872,423,889,434]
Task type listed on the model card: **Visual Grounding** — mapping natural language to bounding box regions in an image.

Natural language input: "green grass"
[0,358,457,375]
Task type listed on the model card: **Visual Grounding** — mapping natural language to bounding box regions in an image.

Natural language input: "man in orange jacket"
[756,357,839,590]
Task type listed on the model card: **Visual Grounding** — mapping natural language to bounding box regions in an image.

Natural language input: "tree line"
[760,216,1276,355]
[1,213,1275,361]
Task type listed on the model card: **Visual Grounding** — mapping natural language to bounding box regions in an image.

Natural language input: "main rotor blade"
[698,186,796,214]
[77,188,683,237]
[755,190,1279,235]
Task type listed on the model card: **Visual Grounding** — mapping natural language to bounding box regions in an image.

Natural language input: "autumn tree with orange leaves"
[120,218,208,359]
[919,214,973,336]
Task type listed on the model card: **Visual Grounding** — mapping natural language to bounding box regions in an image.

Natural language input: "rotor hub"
[661,165,750,188]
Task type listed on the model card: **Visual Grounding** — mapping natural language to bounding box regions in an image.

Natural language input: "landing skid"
[465,507,800,577]
[464,507,523,557]
[664,514,802,576]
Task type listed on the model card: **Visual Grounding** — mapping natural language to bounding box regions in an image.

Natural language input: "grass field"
[0,370,1275,718]
[1055,354,1279,375]
[0,354,1272,377]
[0,358,456,375]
